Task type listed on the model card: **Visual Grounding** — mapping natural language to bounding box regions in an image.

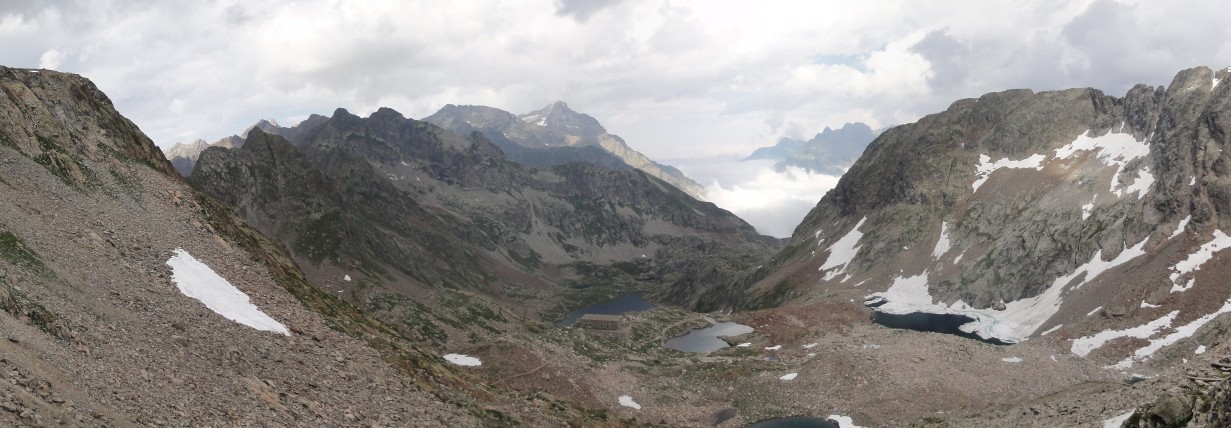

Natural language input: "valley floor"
[444,300,1227,427]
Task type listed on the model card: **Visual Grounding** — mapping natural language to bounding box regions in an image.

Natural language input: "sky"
[3,0,1231,237]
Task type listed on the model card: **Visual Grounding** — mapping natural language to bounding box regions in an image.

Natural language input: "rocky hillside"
[424,101,707,199]
[744,122,879,175]
[0,66,652,427]
[190,106,779,347]
[735,66,1231,371]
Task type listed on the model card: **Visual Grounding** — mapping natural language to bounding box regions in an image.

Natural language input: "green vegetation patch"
[0,230,53,278]
[32,134,99,191]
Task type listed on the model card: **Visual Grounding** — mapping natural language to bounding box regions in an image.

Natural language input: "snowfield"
[972,153,1045,192]
[443,354,482,366]
[618,395,641,409]
[165,249,289,335]
[828,414,865,428]
[868,237,1150,343]
[819,217,866,281]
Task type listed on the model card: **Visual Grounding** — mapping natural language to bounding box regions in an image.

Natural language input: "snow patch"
[827,414,865,428]
[343,275,351,282]
[764,345,782,351]
[932,222,952,259]
[166,249,289,335]
[1196,345,1208,355]
[868,237,1149,343]
[972,153,1046,192]
[802,343,818,349]
[1140,301,1160,309]
[1082,199,1095,221]
[1088,306,1104,317]
[1054,130,1152,198]
[779,373,798,380]
[1071,311,1178,357]
[820,217,866,280]
[1112,295,1231,369]
[1040,324,1062,336]
[736,342,751,347]
[1170,216,1191,240]
[1001,357,1022,363]
[443,354,482,366]
[1168,230,1231,293]
[618,395,641,410]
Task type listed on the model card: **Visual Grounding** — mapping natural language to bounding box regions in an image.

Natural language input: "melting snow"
[443,354,482,366]
[802,343,818,349]
[1196,345,1208,354]
[1070,311,1178,357]
[972,154,1046,192]
[1116,168,1154,198]
[1001,357,1022,363]
[618,395,641,409]
[1054,130,1152,198]
[1191,176,1197,186]
[736,342,751,347]
[869,238,1149,343]
[820,217,866,280]
[932,222,952,259]
[1082,199,1095,221]
[1040,324,1062,336]
[1088,306,1104,317]
[1103,410,1134,428]
[1140,301,1160,309]
[166,249,290,335]
[764,345,782,351]
[827,414,865,428]
[343,275,351,282]
[779,373,798,380]
[1111,294,1231,369]
[1170,216,1191,240]
[1168,230,1231,294]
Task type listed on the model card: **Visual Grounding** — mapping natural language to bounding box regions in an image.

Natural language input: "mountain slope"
[0,66,669,427]
[424,102,707,199]
[191,107,779,347]
[0,66,499,426]
[737,66,1231,367]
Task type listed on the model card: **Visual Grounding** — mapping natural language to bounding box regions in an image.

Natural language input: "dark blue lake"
[745,416,839,428]
[559,293,653,327]
[870,311,1011,345]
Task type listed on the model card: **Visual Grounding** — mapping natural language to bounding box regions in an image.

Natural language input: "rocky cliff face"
[737,66,1231,369]
[192,106,779,347]
[424,101,708,199]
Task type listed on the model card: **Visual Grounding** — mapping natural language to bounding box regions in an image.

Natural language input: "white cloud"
[37,48,62,69]
[675,158,840,237]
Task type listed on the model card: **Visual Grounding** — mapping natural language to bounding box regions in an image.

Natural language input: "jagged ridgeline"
[736,66,1231,360]
[190,106,780,346]
[0,66,675,426]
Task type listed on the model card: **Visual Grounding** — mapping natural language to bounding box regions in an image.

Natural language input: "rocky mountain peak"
[518,101,607,137]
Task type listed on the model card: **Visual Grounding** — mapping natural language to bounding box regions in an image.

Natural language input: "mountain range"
[187,106,779,349]
[7,63,1231,427]
[744,122,879,175]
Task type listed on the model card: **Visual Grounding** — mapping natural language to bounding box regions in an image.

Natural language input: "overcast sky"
[4,0,1230,236]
